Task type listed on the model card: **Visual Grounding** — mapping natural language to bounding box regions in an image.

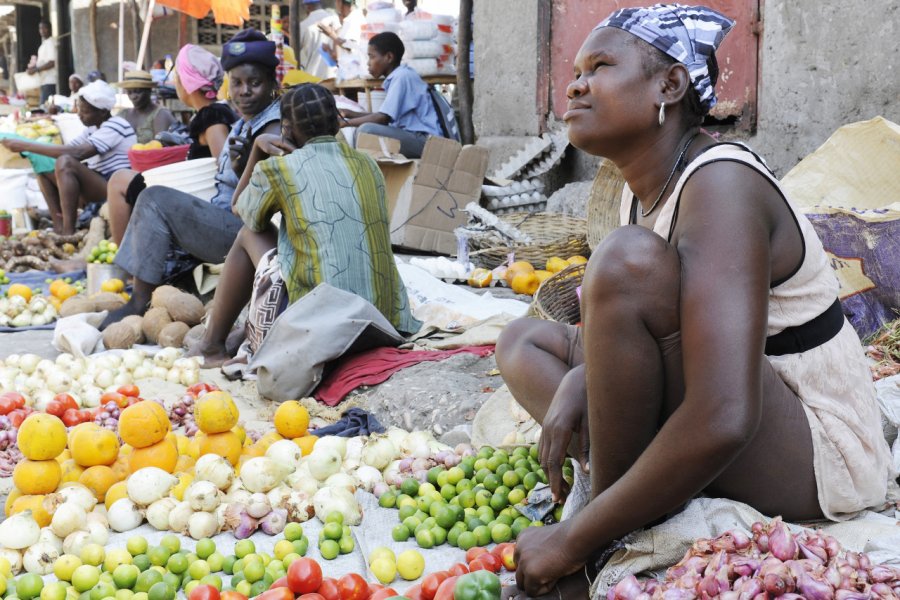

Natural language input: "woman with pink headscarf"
[107,45,237,243]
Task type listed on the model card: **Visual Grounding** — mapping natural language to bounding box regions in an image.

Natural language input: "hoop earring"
[658,102,666,127]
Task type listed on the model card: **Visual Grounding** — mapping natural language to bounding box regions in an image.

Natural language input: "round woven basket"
[587,159,627,250]
[531,263,586,325]
[469,213,589,269]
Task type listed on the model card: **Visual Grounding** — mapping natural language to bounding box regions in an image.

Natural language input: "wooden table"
[335,74,457,108]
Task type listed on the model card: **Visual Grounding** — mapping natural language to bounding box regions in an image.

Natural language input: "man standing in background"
[298,0,340,80]
[30,20,57,104]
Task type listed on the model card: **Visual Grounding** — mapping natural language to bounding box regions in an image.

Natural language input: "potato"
[142,307,172,344]
[102,322,140,349]
[120,315,145,344]
[161,292,205,326]
[92,292,126,312]
[158,321,190,348]
[59,296,95,318]
[150,285,182,309]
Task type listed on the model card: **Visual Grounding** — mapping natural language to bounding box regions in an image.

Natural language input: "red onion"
[398,458,413,472]
[871,583,894,599]
[768,518,799,561]
[799,543,828,564]
[736,576,764,600]
[796,573,835,600]
[233,510,259,539]
[870,566,899,583]
[260,508,287,535]
[834,591,868,600]
[608,575,642,600]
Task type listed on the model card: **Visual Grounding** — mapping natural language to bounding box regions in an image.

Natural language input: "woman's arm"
[154,108,178,136]
[201,124,230,161]
[231,133,296,211]
[343,112,390,127]
[0,138,96,160]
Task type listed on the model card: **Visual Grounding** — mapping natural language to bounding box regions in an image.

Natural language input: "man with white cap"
[0,80,136,234]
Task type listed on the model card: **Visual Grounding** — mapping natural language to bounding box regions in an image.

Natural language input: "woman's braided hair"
[280,83,340,139]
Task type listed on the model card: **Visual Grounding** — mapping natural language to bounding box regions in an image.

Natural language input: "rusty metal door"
[548,0,761,129]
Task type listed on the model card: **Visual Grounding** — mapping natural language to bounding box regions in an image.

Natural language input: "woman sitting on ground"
[101,28,282,328]
[189,83,418,367]
[107,46,237,243]
[0,80,135,235]
[496,5,893,597]
[340,32,442,158]
[115,70,176,145]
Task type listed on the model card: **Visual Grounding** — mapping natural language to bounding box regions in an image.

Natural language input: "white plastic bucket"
[368,90,388,113]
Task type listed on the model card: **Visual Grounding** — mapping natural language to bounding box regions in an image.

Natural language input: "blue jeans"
[357,123,430,159]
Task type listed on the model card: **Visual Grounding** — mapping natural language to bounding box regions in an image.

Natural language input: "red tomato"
[8,409,27,428]
[253,588,294,600]
[187,382,219,397]
[61,408,82,427]
[116,384,141,398]
[316,578,341,600]
[369,588,398,600]
[45,401,67,418]
[78,410,92,423]
[287,558,323,595]
[0,392,26,412]
[337,574,369,600]
[220,592,248,600]
[299,595,328,600]
[467,558,490,573]
[101,392,128,408]
[53,393,78,411]
[476,553,502,573]
[498,544,517,571]
[269,577,288,590]
[447,564,469,577]
[432,576,459,600]
[188,584,220,600]
[422,571,450,600]
[402,585,426,600]
[465,548,488,564]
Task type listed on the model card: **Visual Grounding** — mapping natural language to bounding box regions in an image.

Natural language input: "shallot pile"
[93,400,121,430]
[608,517,900,600]
[168,393,199,436]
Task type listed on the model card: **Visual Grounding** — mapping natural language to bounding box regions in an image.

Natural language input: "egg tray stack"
[482,132,570,215]
[465,212,590,270]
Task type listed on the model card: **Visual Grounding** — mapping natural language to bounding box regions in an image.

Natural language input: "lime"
[80,544,105,567]
[457,489,476,509]
[483,474,500,492]
[281,554,300,569]
[392,524,410,542]
[206,552,224,573]
[291,538,309,557]
[234,540,255,559]
[439,484,455,501]
[132,593,148,600]
[146,582,173,600]
[322,522,343,541]
[41,583,67,600]
[113,565,140,590]
[491,523,513,543]
[490,492,509,512]
[446,467,465,485]
[165,554,188,575]
[473,525,492,546]
[54,555,83,582]
[72,566,101,593]
[16,574,44,600]
[188,561,211,581]
[396,550,425,581]
[248,581,267,598]
[115,590,134,600]
[162,574,181,593]
[400,478,420,497]
[132,555,150,573]
[416,495,433,514]
[396,495,416,510]
[89,583,115,600]
[243,561,264,584]
[134,570,164,594]
[370,558,397,585]
[430,525,448,546]
[512,516,532,538]
[378,492,397,509]
[182,583,198,598]
[398,504,417,521]
[414,528,435,549]
[447,527,462,547]
[126,538,148,557]
[475,489,492,507]
[324,511,344,525]
[234,581,251,598]
[427,467,443,486]
[157,536,179,555]
[283,522,304,542]
[459,460,475,479]
[339,536,355,554]
[222,556,236,575]
[273,540,294,561]
[402,516,422,532]
[502,470,521,488]
[436,471,450,488]
[199,575,222,591]
[195,539,215,560]
[418,482,436,496]
[147,547,170,568]
[435,505,458,529]
[508,488,526,505]
[319,540,340,560]
[476,447,493,460]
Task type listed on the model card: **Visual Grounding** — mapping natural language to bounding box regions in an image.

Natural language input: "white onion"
[108,499,144,532]
[266,440,302,472]
[361,436,398,470]
[168,501,194,534]
[22,542,58,575]
[0,547,22,574]
[50,503,87,538]
[401,430,434,459]
[187,511,219,540]
[86,520,109,545]
[62,531,91,556]
[0,511,41,549]
[307,449,342,481]
[312,487,362,526]
[186,481,223,512]
[246,493,272,519]
[314,436,348,459]
[240,457,291,493]
[18,353,41,374]
[37,528,63,553]
[195,454,235,490]
[354,465,384,492]
[127,467,178,506]
[325,472,357,493]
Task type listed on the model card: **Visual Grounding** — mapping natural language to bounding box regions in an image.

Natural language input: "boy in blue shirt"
[341,32,442,158]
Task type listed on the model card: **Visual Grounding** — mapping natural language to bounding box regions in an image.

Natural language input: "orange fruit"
[293,435,318,456]
[18,413,67,460]
[199,431,242,466]
[104,481,128,510]
[171,472,194,501]
[67,422,101,452]
[273,401,310,439]
[49,296,63,311]
[70,427,119,467]
[10,494,51,527]
[511,271,540,296]
[504,261,535,285]
[129,436,178,473]
[534,269,553,284]
[49,279,67,297]
[545,256,569,273]
[60,459,85,484]
[566,255,588,265]
[467,268,493,288]
[13,459,62,495]
[7,283,32,302]
[5,488,23,516]
[174,455,195,473]
[231,426,247,445]
[118,400,171,449]
[79,465,117,501]
[194,391,239,434]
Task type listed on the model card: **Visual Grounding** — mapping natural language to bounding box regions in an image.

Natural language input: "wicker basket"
[468,212,589,269]
[531,263,586,325]
[587,159,627,250]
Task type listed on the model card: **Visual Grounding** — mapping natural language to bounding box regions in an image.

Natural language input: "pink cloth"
[314,345,496,406]
[176,44,223,98]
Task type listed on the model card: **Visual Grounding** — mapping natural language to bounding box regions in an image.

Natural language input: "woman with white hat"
[0,80,136,235]
[115,70,176,144]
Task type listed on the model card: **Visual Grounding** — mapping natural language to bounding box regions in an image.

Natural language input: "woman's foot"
[100,298,146,329]
[50,257,87,273]
[185,337,232,368]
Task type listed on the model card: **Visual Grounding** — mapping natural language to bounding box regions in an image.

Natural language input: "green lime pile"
[87,240,118,264]
[0,269,9,285]
[379,444,555,551]
[317,511,356,560]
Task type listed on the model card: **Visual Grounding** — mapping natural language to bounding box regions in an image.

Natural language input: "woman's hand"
[254,133,296,157]
[514,521,585,596]
[0,138,28,153]
[228,134,251,174]
[540,365,590,502]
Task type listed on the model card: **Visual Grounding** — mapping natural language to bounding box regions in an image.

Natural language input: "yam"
[121,315,145,343]
[158,321,190,348]
[142,307,172,344]
[102,322,140,349]
[59,296,96,318]
[150,285,182,309]
[92,292,126,312]
[161,292,205,326]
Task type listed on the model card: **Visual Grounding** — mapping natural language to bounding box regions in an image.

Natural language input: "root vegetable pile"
[0,230,84,272]
[608,517,900,600]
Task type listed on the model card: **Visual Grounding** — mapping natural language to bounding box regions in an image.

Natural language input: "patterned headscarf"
[281,84,339,139]
[595,4,734,111]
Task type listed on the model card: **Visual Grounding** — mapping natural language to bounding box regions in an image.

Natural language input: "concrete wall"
[474,0,900,179]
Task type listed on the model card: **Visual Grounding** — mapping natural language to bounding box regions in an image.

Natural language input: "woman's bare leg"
[187,225,277,367]
[37,173,63,233]
[107,169,136,244]
[54,156,108,234]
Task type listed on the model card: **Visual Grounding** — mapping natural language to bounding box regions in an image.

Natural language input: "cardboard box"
[357,133,489,255]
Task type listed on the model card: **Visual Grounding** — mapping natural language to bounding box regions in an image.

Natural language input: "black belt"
[765,298,844,356]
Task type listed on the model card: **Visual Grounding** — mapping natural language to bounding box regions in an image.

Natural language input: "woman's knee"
[55,155,81,173]
[497,318,567,374]
[583,226,680,302]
